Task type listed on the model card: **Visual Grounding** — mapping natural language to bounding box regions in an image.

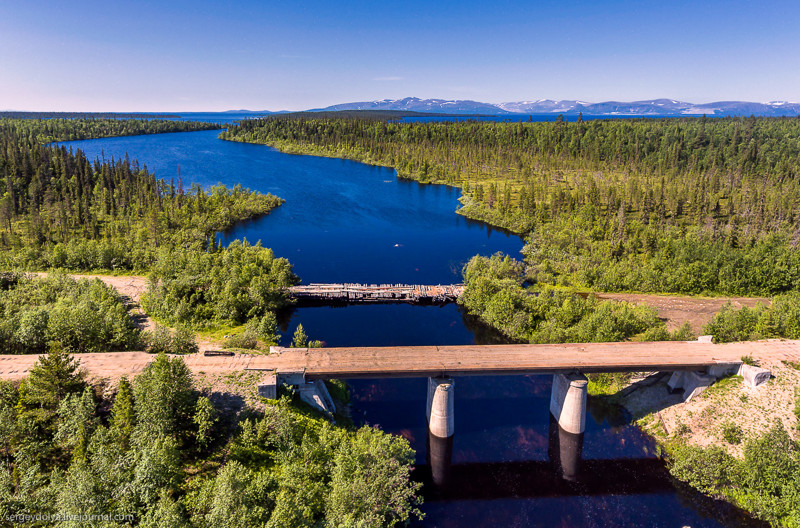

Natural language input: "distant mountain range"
[308,97,800,117]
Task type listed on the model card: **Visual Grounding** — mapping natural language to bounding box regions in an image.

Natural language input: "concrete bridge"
[249,338,793,434]
[0,338,794,484]
[246,338,792,485]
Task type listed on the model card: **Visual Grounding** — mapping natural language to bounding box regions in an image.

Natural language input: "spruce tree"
[111,376,136,448]
[291,324,308,348]
[25,344,86,410]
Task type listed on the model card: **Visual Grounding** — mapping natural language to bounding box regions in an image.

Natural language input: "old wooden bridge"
[288,283,464,304]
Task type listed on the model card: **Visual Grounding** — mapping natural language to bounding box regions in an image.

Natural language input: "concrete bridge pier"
[549,372,588,435]
[426,377,455,438]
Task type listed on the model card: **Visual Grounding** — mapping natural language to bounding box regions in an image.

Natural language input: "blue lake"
[60,130,762,527]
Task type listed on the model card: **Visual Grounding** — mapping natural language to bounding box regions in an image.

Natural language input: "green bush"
[704,292,800,343]
[0,273,139,354]
[668,444,738,494]
[223,331,258,350]
[722,422,743,445]
[668,423,800,525]
[142,241,298,327]
[143,324,199,355]
[459,253,667,343]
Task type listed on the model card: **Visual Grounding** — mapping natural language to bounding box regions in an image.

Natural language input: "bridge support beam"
[549,372,588,435]
[426,377,455,438]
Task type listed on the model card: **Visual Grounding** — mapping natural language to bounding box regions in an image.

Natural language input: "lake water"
[60,130,762,527]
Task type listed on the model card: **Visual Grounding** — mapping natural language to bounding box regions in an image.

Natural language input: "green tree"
[133,354,197,443]
[110,377,136,449]
[54,387,98,463]
[0,382,17,460]
[292,324,309,348]
[131,435,183,506]
[193,397,217,450]
[140,490,191,528]
[52,462,108,528]
[204,461,275,528]
[325,426,422,527]
[252,312,279,345]
[24,344,86,410]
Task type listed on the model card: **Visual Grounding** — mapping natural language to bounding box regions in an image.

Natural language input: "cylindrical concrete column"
[427,377,455,438]
[549,372,588,434]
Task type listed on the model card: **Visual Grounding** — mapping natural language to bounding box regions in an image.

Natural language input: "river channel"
[61,128,762,527]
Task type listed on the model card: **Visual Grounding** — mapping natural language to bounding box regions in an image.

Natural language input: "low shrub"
[143,324,199,355]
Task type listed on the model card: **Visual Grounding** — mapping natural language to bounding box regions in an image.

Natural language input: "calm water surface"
[61,130,762,527]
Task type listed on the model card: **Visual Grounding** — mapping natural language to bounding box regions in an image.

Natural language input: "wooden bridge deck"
[0,340,797,381]
[288,283,464,303]
[246,339,800,379]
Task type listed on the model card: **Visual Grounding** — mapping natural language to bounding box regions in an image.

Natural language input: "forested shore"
[0,117,305,344]
[0,348,422,527]
[0,118,425,526]
[222,116,800,297]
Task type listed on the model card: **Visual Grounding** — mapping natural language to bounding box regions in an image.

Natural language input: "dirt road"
[595,292,770,333]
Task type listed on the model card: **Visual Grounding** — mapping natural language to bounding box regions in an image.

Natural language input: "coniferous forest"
[0,349,421,527]
[0,118,281,271]
[0,118,424,527]
[223,116,800,298]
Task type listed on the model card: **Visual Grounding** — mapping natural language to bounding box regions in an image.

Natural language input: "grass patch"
[783,360,800,370]
[196,324,247,342]
[701,374,742,399]
[585,372,633,396]
[721,421,743,445]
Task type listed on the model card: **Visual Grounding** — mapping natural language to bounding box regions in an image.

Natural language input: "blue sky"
[1,0,799,111]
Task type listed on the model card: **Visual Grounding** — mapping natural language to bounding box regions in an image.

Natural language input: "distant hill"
[311,97,800,117]
[275,110,470,121]
[310,97,512,115]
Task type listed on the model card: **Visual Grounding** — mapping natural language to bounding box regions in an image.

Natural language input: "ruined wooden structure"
[288,283,464,304]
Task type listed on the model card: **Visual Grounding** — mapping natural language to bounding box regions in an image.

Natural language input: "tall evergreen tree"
[110,376,136,448]
[24,344,86,410]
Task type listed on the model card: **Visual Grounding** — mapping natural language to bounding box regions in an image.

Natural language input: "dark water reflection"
[347,375,766,528]
[60,130,764,527]
[274,303,510,348]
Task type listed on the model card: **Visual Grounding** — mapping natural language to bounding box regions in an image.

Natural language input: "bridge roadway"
[0,339,797,381]
[244,339,800,379]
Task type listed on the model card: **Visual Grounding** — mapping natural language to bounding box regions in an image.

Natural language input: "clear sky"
[2,0,799,112]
